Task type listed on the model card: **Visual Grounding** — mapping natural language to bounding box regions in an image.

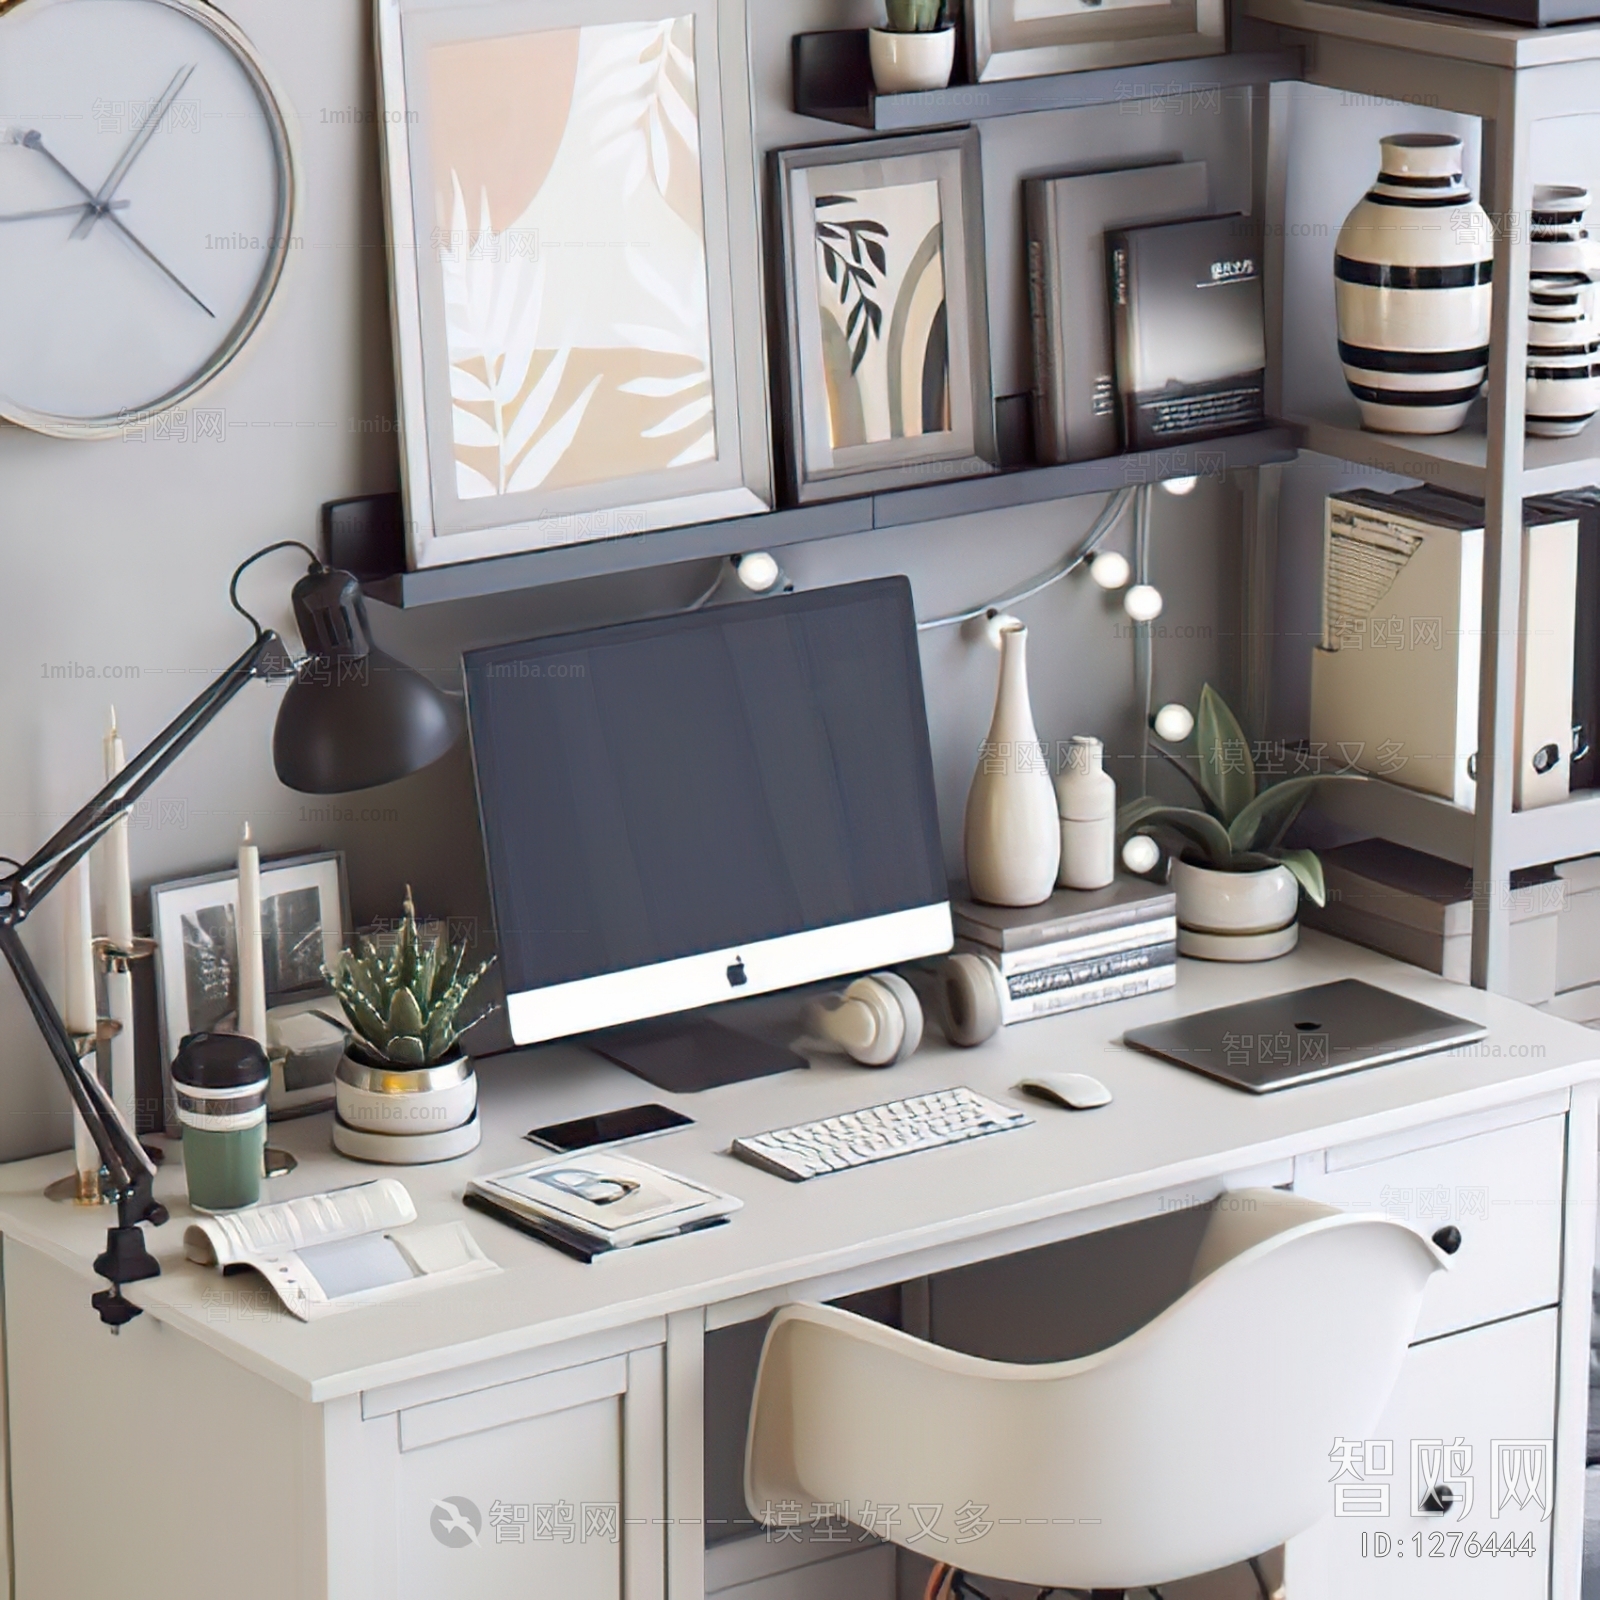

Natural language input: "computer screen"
[463,576,950,1045]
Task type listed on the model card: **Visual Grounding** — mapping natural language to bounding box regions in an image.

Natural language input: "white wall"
[0,0,1249,1159]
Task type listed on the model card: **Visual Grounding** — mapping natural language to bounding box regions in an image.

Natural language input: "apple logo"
[726,959,748,987]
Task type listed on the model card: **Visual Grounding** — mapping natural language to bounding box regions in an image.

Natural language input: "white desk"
[1,933,1595,1600]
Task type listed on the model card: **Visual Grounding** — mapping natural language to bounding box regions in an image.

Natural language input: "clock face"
[0,0,293,435]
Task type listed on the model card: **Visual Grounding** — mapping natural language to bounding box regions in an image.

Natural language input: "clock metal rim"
[0,0,299,439]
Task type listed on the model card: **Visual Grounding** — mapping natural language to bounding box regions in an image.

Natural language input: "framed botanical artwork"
[150,851,348,1127]
[773,129,997,505]
[376,0,772,570]
[967,0,1225,82]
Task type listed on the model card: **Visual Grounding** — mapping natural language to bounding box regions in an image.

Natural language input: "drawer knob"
[1421,1484,1455,1515]
[1431,1225,1463,1255]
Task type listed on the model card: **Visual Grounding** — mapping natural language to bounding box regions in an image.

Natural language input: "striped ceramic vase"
[1335,134,1493,435]
[1526,185,1600,439]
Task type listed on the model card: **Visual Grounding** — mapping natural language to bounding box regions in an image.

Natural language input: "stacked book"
[466,1151,741,1263]
[951,877,1176,1025]
[1303,838,1564,1006]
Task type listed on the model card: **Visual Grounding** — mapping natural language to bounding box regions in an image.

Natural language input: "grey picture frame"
[149,850,349,1131]
[967,0,1225,83]
[375,0,772,571]
[773,128,996,506]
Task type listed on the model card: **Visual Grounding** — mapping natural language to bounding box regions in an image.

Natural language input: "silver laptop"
[1122,979,1487,1093]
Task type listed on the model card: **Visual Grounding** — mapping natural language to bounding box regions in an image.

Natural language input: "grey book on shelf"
[951,876,1176,952]
[1023,161,1209,465]
[1108,213,1266,451]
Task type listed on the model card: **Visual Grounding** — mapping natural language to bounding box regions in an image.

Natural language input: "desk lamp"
[0,540,462,1327]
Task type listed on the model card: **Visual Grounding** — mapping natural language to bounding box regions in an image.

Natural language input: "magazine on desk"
[466,1150,742,1262]
[183,1177,498,1320]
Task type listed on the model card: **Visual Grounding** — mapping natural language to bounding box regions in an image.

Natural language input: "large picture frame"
[376,0,772,570]
[967,0,1225,83]
[773,129,996,505]
[150,851,349,1128]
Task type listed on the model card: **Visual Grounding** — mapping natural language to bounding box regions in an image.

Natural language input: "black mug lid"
[172,1031,270,1089]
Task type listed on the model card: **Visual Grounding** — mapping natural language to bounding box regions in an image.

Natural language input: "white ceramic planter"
[868,25,955,94]
[1172,860,1299,962]
[1334,134,1492,435]
[333,1051,478,1136]
[963,623,1060,906]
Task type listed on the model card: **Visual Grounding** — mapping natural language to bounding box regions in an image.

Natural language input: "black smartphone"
[525,1103,694,1153]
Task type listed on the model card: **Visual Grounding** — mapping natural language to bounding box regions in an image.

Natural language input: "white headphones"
[803,955,1004,1067]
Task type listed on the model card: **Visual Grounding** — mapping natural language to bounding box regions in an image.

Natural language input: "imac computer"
[462,576,952,1091]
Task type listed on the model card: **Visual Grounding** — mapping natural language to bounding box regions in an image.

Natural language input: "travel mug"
[173,1032,270,1213]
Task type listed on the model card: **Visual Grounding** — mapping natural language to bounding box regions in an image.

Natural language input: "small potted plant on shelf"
[1119,686,1364,962]
[323,889,497,1163]
[870,0,955,95]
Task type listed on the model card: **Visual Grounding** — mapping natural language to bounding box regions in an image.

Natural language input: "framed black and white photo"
[967,0,1225,83]
[772,128,996,505]
[150,851,348,1127]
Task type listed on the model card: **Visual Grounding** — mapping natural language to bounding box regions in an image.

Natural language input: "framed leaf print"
[967,0,1225,84]
[376,0,772,570]
[773,130,997,504]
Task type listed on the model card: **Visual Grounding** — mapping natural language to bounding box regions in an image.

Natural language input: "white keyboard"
[731,1086,1032,1182]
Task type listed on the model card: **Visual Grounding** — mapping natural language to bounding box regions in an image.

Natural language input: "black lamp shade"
[271,565,464,794]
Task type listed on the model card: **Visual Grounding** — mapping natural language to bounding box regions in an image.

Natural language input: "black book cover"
[1108,214,1266,451]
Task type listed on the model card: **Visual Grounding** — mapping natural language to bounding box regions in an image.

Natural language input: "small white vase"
[1335,134,1493,436]
[964,623,1060,907]
[1172,860,1299,962]
[868,25,956,94]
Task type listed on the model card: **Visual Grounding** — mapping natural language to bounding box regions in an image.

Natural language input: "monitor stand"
[585,1015,807,1094]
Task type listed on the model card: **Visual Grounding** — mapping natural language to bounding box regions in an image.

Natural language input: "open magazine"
[183,1178,498,1321]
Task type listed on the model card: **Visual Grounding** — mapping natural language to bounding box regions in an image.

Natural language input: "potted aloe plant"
[869,0,955,94]
[1119,686,1363,962]
[323,890,498,1162]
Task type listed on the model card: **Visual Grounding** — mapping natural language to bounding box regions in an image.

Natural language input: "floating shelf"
[1293,399,1600,499]
[362,424,1302,610]
[1315,771,1600,872]
[791,32,1302,131]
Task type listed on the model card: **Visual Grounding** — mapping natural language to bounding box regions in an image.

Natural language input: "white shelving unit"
[1243,0,1600,991]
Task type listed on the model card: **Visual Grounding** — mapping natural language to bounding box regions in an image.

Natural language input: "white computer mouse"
[1018,1072,1113,1110]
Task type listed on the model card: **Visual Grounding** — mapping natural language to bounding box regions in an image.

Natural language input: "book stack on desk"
[951,877,1177,1025]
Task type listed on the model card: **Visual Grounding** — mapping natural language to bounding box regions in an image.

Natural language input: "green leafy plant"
[885,0,945,30]
[323,889,497,1067]
[1118,685,1365,908]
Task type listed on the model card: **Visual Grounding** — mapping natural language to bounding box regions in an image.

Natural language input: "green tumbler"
[173,1032,270,1213]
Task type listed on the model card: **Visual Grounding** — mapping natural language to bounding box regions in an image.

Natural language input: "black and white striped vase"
[1335,134,1493,435]
[1526,185,1600,439]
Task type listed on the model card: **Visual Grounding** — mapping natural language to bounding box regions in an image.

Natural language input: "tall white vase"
[963,624,1060,906]
[1334,133,1493,435]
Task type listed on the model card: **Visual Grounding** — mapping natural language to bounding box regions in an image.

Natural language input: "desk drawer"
[1295,1113,1565,1341]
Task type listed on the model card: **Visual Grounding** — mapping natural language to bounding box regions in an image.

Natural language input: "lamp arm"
[0,623,290,1328]
[8,629,293,915]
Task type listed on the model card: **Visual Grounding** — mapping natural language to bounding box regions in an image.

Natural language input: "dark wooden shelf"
[791,32,1302,130]
[363,424,1302,610]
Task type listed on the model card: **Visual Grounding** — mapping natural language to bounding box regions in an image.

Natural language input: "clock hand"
[16,130,214,318]
[0,200,129,223]
[70,63,195,240]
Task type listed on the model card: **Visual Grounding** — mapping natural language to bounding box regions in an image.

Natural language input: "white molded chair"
[745,1189,1445,1598]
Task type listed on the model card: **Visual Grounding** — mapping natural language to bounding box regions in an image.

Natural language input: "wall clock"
[0,0,295,437]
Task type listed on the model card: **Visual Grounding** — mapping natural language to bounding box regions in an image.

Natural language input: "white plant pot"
[333,1051,478,1136]
[1335,134,1492,436]
[1172,860,1300,962]
[868,25,955,94]
[963,623,1060,906]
